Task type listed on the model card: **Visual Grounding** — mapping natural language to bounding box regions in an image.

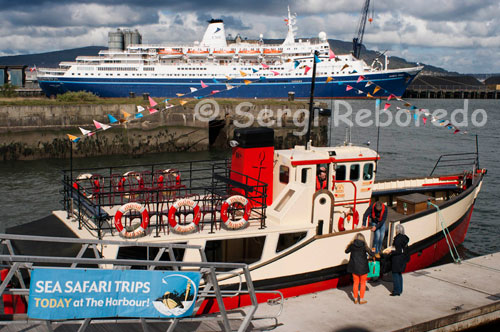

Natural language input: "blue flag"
[135,113,143,119]
[107,114,118,124]
[314,54,322,63]
[212,78,219,84]
[252,68,258,73]
[294,60,300,69]
[259,76,266,81]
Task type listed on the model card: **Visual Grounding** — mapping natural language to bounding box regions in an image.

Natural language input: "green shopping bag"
[367,260,380,278]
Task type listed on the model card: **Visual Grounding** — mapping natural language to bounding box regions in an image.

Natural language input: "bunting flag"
[261,63,269,69]
[454,129,460,134]
[201,80,208,88]
[294,60,300,69]
[252,68,259,73]
[326,77,333,83]
[329,49,336,59]
[165,103,175,109]
[226,83,234,90]
[314,54,322,63]
[176,93,185,97]
[304,66,311,74]
[190,87,198,93]
[212,78,219,84]
[423,117,427,125]
[180,100,188,106]
[384,103,391,110]
[373,86,381,94]
[79,127,92,136]
[163,98,170,103]
[107,114,118,124]
[341,64,349,71]
[244,80,252,85]
[259,76,266,81]
[365,81,373,88]
[239,70,247,77]
[346,85,353,91]
[387,94,396,101]
[135,113,143,119]
[357,75,365,83]
[93,120,103,130]
[225,75,233,81]
[137,105,145,112]
[149,108,158,114]
[148,96,157,107]
[211,90,220,94]
[366,93,373,98]
[67,134,80,143]
[271,71,280,76]
[121,110,131,118]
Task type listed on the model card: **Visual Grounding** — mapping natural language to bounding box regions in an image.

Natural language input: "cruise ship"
[37,8,422,99]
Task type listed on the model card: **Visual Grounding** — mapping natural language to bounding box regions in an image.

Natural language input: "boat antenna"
[305,50,319,149]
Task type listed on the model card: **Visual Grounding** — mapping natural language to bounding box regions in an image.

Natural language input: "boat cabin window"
[335,165,346,181]
[363,163,374,180]
[116,245,186,270]
[350,164,360,181]
[276,232,307,253]
[279,165,289,184]
[205,236,266,271]
[301,167,311,184]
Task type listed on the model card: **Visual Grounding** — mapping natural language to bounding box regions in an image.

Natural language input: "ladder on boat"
[0,233,283,332]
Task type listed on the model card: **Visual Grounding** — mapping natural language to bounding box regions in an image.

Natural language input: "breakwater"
[0,101,327,160]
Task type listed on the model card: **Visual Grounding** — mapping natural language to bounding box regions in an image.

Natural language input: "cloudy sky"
[1,0,498,73]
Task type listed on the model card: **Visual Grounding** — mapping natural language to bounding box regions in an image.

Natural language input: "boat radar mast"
[282,6,297,45]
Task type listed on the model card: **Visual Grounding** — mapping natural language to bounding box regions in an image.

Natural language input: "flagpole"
[305,50,319,149]
[375,99,381,172]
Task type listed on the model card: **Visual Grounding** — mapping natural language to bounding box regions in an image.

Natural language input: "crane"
[352,0,373,59]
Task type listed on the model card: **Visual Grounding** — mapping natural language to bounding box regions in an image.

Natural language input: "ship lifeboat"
[186,49,210,58]
[263,48,282,55]
[158,49,184,59]
[239,49,261,57]
[213,49,236,57]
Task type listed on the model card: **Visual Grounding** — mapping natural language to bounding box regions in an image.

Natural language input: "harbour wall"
[0,102,327,160]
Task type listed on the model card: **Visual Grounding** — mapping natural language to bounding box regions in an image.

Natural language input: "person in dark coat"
[345,233,375,304]
[384,224,410,296]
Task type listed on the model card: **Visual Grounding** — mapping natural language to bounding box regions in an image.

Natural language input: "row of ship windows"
[70,71,351,77]
[95,67,155,71]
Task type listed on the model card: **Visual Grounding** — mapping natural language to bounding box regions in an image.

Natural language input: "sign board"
[28,269,201,320]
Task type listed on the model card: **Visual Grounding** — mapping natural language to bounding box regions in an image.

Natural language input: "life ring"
[114,202,149,238]
[338,210,359,232]
[168,198,201,233]
[220,195,252,230]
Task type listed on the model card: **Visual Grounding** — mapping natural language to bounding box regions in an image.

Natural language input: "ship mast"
[283,6,297,45]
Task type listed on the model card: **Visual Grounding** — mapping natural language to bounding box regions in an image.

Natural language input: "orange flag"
[373,86,381,94]
[180,100,188,106]
[239,70,247,77]
[244,80,252,85]
[326,77,333,83]
[121,110,131,118]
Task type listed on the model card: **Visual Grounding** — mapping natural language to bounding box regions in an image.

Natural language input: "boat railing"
[0,233,283,332]
[429,152,479,177]
[61,159,268,238]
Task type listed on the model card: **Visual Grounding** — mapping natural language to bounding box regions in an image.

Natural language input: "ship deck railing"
[0,233,283,332]
[61,159,268,239]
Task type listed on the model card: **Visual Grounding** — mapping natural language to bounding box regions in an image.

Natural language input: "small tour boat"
[40,124,485,313]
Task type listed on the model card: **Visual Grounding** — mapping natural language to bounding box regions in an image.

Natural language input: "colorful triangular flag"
[346,85,353,91]
[326,77,333,83]
[67,134,80,143]
[148,96,157,107]
[239,70,247,77]
[137,105,145,112]
[329,49,336,59]
[304,66,311,74]
[79,127,92,136]
[180,100,188,106]
[225,76,233,81]
[212,78,219,84]
[271,71,280,76]
[190,87,198,93]
[357,75,365,83]
[176,93,185,97]
[201,80,208,88]
[261,63,269,69]
[373,86,381,94]
[365,81,373,88]
[252,68,258,73]
[294,60,300,69]
[149,108,158,114]
[121,110,131,118]
[244,80,252,85]
[366,93,373,98]
[226,83,234,90]
[107,114,118,124]
[384,103,391,110]
[341,64,349,71]
[93,120,102,130]
[314,54,322,63]
[134,113,143,119]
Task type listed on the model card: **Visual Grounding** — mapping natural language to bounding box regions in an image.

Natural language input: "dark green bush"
[56,91,99,102]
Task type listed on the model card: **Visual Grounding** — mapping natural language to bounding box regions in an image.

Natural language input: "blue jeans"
[373,222,386,253]
[392,272,403,295]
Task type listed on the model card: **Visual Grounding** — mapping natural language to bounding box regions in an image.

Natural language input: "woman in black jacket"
[345,233,375,304]
[384,224,410,296]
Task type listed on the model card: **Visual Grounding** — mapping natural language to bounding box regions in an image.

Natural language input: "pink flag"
[149,108,158,114]
[271,70,280,76]
[384,103,391,110]
[304,66,311,74]
[148,96,157,107]
[346,85,353,91]
[357,75,365,83]
[261,63,269,69]
[211,90,220,94]
[329,49,336,59]
[93,120,102,130]
[388,94,396,101]
[423,117,427,124]
[201,80,208,88]
[454,129,460,134]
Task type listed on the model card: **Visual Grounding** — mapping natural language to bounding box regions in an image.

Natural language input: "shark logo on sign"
[152,274,198,317]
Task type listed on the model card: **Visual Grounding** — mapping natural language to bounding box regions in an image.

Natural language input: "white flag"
[137,105,145,112]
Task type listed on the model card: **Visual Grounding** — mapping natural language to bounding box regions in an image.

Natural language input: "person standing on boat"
[316,167,327,191]
[345,233,375,304]
[362,201,388,254]
[383,224,410,296]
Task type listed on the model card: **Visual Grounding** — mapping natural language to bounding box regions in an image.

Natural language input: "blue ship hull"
[39,69,419,99]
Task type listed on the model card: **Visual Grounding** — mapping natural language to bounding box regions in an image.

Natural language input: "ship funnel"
[201,19,227,48]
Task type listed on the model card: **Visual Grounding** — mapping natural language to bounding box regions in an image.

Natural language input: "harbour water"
[0,99,498,257]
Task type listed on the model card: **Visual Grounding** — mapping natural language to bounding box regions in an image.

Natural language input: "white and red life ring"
[114,202,149,238]
[338,210,359,232]
[168,198,201,233]
[220,195,252,230]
